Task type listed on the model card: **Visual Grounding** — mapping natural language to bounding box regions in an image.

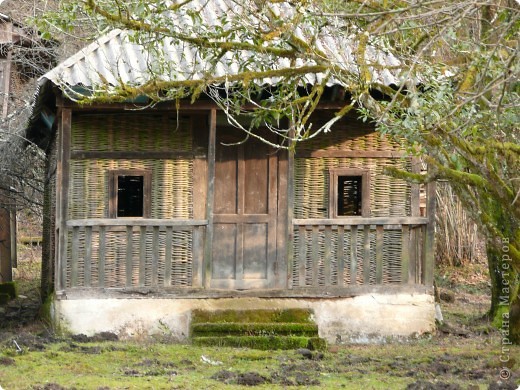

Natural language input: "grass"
[0,334,518,389]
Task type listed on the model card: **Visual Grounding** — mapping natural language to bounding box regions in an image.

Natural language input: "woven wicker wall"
[294,115,411,219]
[68,113,193,220]
[292,228,403,286]
[292,114,411,286]
[65,228,193,288]
[71,113,192,152]
[294,157,411,218]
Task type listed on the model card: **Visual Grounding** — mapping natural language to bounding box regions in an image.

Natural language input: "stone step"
[191,322,319,337]
[191,308,314,324]
[192,335,327,350]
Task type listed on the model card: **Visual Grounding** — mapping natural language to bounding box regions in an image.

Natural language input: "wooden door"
[211,127,278,289]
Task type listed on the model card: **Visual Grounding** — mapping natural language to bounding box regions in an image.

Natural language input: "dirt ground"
[1,250,519,389]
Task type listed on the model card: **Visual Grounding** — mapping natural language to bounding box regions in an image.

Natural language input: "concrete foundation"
[52,293,435,343]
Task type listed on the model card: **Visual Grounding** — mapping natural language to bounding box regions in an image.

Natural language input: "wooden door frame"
[203,111,288,290]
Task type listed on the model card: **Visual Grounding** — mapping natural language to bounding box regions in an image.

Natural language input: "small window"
[109,170,151,218]
[329,169,370,218]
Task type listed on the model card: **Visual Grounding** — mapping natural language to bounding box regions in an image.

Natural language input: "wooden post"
[401,225,410,284]
[203,109,216,289]
[0,206,12,283]
[56,108,72,290]
[337,225,345,286]
[375,225,384,284]
[410,157,421,283]
[350,225,358,284]
[423,181,436,286]
[0,40,13,282]
[192,115,207,288]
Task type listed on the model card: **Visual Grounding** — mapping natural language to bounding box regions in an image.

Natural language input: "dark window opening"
[117,175,144,217]
[329,168,370,218]
[337,175,362,216]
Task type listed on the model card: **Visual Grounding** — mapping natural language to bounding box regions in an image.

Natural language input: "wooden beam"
[203,109,217,289]
[296,150,406,158]
[58,283,434,300]
[71,150,197,160]
[57,108,72,290]
[292,217,428,226]
[66,219,208,227]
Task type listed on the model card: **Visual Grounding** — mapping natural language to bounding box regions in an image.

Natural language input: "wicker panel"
[296,114,402,153]
[294,157,411,218]
[292,227,401,287]
[65,227,193,288]
[71,113,192,152]
[383,230,402,283]
[68,159,193,219]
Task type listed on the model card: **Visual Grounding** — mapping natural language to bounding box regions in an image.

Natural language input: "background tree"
[35,0,519,341]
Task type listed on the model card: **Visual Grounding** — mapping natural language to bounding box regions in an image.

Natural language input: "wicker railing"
[58,219,206,290]
[290,217,430,288]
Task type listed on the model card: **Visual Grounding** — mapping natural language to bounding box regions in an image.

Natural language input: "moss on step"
[191,309,313,324]
[192,335,327,350]
[191,322,319,337]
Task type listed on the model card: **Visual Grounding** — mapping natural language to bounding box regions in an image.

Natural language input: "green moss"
[0,282,17,299]
[192,335,322,350]
[191,322,319,337]
[191,309,314,324]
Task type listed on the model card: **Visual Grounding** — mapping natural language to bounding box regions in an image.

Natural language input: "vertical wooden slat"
[287,144,295,289]
[235,223,244,283]
[324,225,332,287]
[125,226,133,287]
[376,225,384,284]
[410,157,421,285]
[401,225,410,284]
[164,226,173,287]
[84,226,92,287]
[298,225,306,287]
[71,226,79,287]
[139,226,146,287]
[409,226,417,283]
[98,226,106,287]
[57,108,72,290]
[411,158,421,217]
[151,226,159,287]
[423,181,436,286]
[337,225,345,286]
[311,225,319,287]
[363,225,371,284]
[276,148,289,289]
[203,109,217,289]
[192,226,203,287]
[350,225,358,285]
[192,115,207,289]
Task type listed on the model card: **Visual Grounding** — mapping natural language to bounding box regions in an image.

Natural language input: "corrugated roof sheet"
[41,0,401,93]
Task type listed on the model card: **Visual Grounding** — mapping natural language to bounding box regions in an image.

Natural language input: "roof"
[41,0,401,91]
[27,0,403,144]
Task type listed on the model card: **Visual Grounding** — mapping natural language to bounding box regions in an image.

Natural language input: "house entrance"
[210,126,278,289]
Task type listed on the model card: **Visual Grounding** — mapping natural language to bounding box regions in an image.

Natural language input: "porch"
[58,213,434,297]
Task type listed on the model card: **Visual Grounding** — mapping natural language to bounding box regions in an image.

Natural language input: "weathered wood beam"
[292,217,428,226]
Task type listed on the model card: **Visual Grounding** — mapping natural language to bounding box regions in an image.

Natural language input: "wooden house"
[26,6,436,343]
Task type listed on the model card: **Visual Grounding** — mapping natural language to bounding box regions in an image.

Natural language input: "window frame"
[329,168,371,218]
[109,169,152,218]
